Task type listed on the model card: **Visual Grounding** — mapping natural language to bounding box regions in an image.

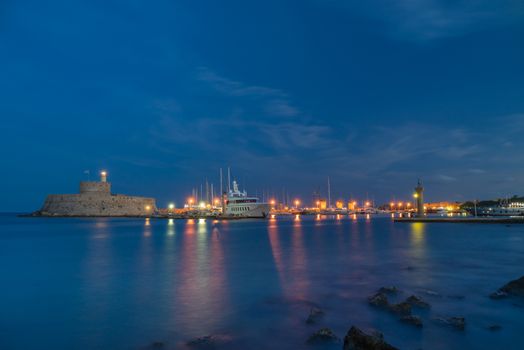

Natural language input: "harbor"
[28,170,524,224]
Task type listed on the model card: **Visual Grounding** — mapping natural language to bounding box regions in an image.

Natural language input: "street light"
[294,199,300,208]
[168,203,175,210]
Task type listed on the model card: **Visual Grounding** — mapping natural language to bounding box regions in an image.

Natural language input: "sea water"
[1,214,523,349]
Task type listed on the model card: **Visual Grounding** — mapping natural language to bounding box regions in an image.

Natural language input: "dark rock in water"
[388,302,412,316]
[187,334,233,348]
[305,307,325,324]
[343,326,398,350]
[489,290,508,299]
[492,276,524,298]
[487,325,502,332]
[307,328,340,344]
[405,295,430,308]
[378,286,399,294]
[368,292,389,307]
[400,315,423,328]
[433,317,466,331]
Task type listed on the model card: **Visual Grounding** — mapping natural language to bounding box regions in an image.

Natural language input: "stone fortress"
[35,171,156,217]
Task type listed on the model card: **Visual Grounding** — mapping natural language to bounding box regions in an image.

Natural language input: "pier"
[394,217,524,224]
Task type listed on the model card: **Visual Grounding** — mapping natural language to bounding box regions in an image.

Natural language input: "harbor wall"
[39,193,156,217]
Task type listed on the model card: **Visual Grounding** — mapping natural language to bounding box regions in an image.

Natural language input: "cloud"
[264,99,299,117]
[317,0,524,41]
[196,67,301,118]
[196,67,283,98]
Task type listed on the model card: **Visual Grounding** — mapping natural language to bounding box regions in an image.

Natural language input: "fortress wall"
[80,181,111,194]
[40,193,156,216]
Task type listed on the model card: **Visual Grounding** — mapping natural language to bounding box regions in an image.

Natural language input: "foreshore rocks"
[305,307,325,324]
[368,292,389,307]
[307,328,340,344]
[433,316,466,331]
[490,276,524,299]
[400,315,423,327]
[405,295,430,308]
[186,334,233,348]
[388,301,412,316]
[368,290,431,328]
[377,286,399,295]
[343,326,398,350]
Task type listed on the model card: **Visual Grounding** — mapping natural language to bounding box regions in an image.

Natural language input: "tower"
[414,179,424,217]
[100,170,107,183]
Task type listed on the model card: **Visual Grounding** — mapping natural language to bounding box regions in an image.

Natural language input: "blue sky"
[1,0,524,211]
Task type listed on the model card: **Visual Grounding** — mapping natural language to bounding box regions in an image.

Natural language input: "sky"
[1,0,524,211]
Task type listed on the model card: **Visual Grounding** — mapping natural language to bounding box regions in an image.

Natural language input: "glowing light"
[100,171,107,176]
[270,199,276,206]
[199,201,206,209]
[294,199,300,207]
[214,198,220,205]
[407,202,411,207]
[188,197,194,205]
[294,214,300,221]
[365,201,370,207]
[398,202,403,207]
[168,203,175,210]
[390,202,395,207]
[145,205,151,211]
[413,193,419,198]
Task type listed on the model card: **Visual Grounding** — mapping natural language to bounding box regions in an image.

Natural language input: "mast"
[219,168,223,197]
[227,167,231,193]
[327,176,331,209]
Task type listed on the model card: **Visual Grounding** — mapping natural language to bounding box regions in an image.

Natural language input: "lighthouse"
[100,170,107,183]
[414,180,424,217]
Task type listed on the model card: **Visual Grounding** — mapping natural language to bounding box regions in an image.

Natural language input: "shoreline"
[394,217,524,224]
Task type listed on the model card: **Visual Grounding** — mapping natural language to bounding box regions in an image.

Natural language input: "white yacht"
[479,202,524,217]
[223,180,271,218]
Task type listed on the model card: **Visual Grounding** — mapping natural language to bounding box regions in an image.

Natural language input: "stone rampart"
[39,192,156,217]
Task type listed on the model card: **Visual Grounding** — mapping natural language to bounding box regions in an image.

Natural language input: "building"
[35,171,156,217]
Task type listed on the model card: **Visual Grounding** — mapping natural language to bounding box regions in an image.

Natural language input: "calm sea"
[1,214,523,349]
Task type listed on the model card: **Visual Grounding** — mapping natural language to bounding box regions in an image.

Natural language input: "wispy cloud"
[196,67,301,118]
[197,67,283,98]
[317,0,524,41]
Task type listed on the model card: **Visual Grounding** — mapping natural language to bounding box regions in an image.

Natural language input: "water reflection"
[167,219,175,236]
[175,219,229,333]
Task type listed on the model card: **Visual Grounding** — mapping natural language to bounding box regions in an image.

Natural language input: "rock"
[400,315,423,328]
[388,302,412,316]
[433,317,466,331]
[378,286,399,294]
[343,326,398,350]
[305,307,325,324]
[487,325,502,332]
[492,276,524,298]
[187,334,233,348]
[307,328,340,344]
[368,292,389,307]
[489,290,508,299]
[405,295,430,308]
